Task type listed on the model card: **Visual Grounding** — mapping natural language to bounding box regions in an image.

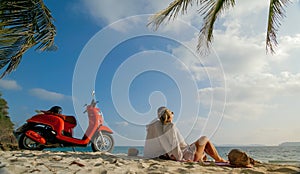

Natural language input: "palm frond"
[148,0,235,55]
[266,0,290,54]
[147,0,194,29]
[197,0,235,55]
[0,0,56,78]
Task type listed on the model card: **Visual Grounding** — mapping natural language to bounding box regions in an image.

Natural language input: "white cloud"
[266,34,300,74]
[226,1,268,18]
[80,0,173,25]
[0,79,22,90]
[197,72,300,121]
[79,0,205,34]
[29,88,66,101]
[213,31,269,75]
[115,121,129,127]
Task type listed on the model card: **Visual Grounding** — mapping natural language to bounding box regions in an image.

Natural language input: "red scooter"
[14,92,114,152]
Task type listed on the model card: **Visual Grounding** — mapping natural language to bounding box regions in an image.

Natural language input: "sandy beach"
[0,150,299,174]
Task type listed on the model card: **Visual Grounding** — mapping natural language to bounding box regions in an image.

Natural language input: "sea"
[45,145,300,165]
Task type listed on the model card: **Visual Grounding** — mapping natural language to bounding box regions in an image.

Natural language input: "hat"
[228,149,256,168]
[157,106,168,119]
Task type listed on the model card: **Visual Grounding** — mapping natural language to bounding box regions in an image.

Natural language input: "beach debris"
[70,161,85,167]
[50,155,63,161]
[127,148,139,156]
[29,169,40,173]
[177,167,189,173]
[0,162,7,168]
[139,162,149,168]
[148,162,163,170]
[8,157,18,162]
[94,162,102,167]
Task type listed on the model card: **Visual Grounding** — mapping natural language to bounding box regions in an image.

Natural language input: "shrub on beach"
[0,92,18,151]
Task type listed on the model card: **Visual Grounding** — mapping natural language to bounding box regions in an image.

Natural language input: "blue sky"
[1,0,300,146]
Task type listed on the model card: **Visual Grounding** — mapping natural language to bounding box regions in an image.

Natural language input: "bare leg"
[193,137,206,162]
[193,136,227,162]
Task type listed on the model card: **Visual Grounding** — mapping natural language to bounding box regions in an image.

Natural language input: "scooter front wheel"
[92,132,114,152]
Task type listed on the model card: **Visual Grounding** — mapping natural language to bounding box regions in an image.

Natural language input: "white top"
[143,119,196,161]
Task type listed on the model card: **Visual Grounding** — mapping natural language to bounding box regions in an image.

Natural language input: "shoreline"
[1,150,300,174]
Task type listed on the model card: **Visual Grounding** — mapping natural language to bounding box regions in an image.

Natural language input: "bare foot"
[201,153,207,161]
[215,158,228,163]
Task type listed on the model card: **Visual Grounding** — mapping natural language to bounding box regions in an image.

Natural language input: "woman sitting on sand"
[144,106,227,162]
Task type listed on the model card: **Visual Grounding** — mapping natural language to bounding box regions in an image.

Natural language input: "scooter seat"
[63,116,77,125]
[41,111,77,125]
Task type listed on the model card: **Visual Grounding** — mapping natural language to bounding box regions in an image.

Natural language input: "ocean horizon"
[45,145,300,165]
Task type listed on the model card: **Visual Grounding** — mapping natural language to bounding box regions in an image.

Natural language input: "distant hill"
[217,144,266,147]
[279,142,300,146]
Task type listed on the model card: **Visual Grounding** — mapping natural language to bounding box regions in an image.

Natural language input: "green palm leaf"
[266,0,290,54]
[148,0,194,30]
[197,0,235,55]
[0,0,56,78]
[148,0,235,55]
[149,0,290,55]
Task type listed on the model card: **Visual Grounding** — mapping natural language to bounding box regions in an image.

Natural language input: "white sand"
[0,150,299,174]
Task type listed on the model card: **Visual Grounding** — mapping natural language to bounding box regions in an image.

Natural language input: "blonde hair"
[159,110,172,125]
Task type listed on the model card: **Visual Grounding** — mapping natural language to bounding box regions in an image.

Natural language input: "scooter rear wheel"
[92,132,114,152]
[18,129,45,150]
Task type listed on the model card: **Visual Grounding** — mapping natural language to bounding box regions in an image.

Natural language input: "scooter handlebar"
[83,99,99,113]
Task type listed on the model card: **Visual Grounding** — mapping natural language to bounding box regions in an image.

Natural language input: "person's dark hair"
[49,106,62,114]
